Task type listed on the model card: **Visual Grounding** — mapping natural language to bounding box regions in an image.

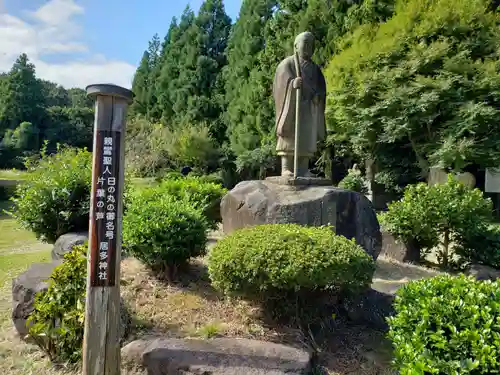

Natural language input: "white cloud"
[0,0,136,89]
[30,0,83,26]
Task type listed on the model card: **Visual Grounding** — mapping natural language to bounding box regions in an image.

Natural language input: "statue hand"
[292,77,302,89]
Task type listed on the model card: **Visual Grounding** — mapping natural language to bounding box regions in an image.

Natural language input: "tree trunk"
[442,228,450,268]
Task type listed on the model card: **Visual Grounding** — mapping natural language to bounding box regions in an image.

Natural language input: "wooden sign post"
[82,84,133,375]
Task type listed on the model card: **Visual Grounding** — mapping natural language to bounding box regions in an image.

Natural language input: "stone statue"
[273,31,327,177]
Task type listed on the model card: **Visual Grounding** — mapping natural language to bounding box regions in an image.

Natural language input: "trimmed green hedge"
[208,224,375,297]
[389,275,500,374]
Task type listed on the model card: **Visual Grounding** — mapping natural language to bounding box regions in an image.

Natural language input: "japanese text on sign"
[90,132,121,287]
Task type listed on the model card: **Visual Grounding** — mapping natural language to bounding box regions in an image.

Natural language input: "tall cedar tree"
[165,0,231,142]
[223,0,278,155]
[0,54,45,137]
[145,34,161,119]
[131,1,231,144]
[157,7,196,123]
[130,51,151,117]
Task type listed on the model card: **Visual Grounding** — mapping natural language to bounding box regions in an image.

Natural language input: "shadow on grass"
[0,201,14,221]
[316,317,395,375]
[125,312,186,343]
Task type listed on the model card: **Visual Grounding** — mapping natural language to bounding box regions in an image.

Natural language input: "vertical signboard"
[89,130,121,286]
[83,84,132,375]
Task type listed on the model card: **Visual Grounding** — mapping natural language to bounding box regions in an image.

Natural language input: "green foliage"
[28,244,86,363]
[223,0,278,156]
[10,146,92,243]
[225,0,395,159]
[40,80,71,108]
[235,143,277,180]
[455,223,500,269]
[165,123,220,172]
[125,118,169,177]
[127,0,396,180]
[379,175,493,267]
[0,121,39,168]
[43,106,94,151]
[2,121,39,150]
[147,176,226,229]
[126,119,220,177]
[0,54,45,136]
[132,1,232,145]
[123,189,208,275]
[326,0,500,182]
[130,51,152,117]
[67,88,93,108]
[0,53,94,169]
[388,274,500,374]
[338,166,367,193]
[0,184,16,201]
[208,224,375,297]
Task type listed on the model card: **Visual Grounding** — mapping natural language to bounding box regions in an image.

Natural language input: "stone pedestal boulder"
[221,179,382,260]
[122,337,313,375]
[12,261,61,338]
[51,232,88,261]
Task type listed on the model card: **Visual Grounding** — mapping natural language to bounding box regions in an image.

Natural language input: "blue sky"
[0,0,242,88]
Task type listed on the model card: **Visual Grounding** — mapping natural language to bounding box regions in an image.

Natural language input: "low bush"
[379,175,493,268]
[155,177,227,229]
[10,145,92,243]
[456,223,500,269]
[123,190,208,279]
[125,119,172,177]
[235,143,277,180]
[208,224,375,298]
[165,123,220,173]
[388,275,500,374]
[338,166,367,193]
[125,119,220,177]
[28,244,86,363]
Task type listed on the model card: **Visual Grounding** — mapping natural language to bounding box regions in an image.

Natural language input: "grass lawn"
[0,203,50,255]
[0,202,55,375]
[0,170,28,181]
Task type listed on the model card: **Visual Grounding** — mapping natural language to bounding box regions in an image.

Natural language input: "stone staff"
[293,51,301,179]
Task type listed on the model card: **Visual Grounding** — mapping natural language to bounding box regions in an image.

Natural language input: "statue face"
[295,36,314,60]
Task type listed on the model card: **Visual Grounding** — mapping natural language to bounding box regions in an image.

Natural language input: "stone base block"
[122,337,313,375]
[221,180,382,260]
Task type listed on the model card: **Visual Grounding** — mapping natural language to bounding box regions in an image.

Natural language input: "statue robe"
[273,55,326,157]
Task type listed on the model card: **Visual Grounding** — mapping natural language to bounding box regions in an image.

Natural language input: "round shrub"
[388,275,500,374]
[10,146,91,243]
[379,175,493,268]
[208,224,375,297]
[123,189,208,277]
[28,244,86,363]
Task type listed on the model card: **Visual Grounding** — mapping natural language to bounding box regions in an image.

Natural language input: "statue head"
[294,32,315,60]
